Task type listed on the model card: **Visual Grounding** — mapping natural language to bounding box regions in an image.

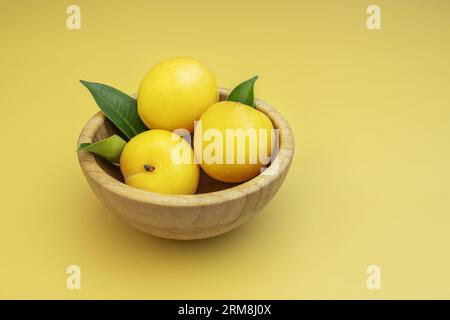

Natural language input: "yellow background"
[1,0,449,299]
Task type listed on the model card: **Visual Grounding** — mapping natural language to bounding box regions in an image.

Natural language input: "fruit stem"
[143,164,155,172]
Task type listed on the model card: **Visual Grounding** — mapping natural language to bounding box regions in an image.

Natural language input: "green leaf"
[78,143,91,149]
[78,135,127,164]
[227,76,258,107]
[80,80,148,139]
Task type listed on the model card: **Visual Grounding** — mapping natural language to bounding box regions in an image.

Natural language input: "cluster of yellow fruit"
[83,57,275,195]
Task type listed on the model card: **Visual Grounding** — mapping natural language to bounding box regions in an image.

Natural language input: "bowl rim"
[77,88,295,207]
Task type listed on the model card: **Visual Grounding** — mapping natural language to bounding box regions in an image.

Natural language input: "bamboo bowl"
[77,88,294,240]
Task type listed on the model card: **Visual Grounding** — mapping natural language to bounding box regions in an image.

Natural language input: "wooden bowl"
[77,88,295,240]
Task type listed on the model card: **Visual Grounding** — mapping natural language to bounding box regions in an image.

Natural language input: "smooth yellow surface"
[194,101,274,183]
[1,0,450,299]
[120,130,199,195]
[138,57,218,131]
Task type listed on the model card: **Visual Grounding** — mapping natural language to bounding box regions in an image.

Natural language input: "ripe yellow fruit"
[194,101,274,183]
[137,57,219,132]
[120,130,199,195]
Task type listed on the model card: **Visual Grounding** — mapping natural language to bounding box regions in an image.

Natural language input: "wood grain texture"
[77,88,295,240]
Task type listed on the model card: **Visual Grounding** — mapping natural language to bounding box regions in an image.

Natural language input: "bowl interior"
[91,91,280,195]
